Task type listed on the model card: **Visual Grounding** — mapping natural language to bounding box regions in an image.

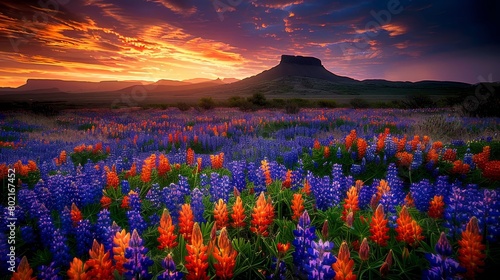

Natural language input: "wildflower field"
[1,108,499,280]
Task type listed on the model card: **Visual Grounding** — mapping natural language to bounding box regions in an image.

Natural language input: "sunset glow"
[0,0,498,87]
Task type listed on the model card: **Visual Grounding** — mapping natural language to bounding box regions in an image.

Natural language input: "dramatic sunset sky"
[0,0,499,87]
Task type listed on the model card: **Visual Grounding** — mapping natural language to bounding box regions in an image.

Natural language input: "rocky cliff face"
[280,55,322,66]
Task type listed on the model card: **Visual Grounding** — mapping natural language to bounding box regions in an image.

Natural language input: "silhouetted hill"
[236,55,357,86]
[15,79,148,93]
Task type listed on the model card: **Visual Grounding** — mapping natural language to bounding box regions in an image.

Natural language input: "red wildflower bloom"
[313,139,321,150]
[261,160,272,186]
[85,240,114,280]
[345,130,357,150]
[158,154,171,176]
[380,249,393,278]
[125,162,136,178]
[357,138,367,159]
[443,148,457,162]
[342,186,360,222]
[370,204,390,247]
[282,169,292,188]
[250,192,274,237]
[140,159,152,183]
[483,160,500,181]
[432,141,443,150]
[158,209,178,250]
[404,192,415,208]
[396,151,413,167]
[359,238,370,261]
[291,193,305,221]
[11,256,36,280]
[179,203,195,243]
[231,196,246,229]
[185,223,209,280]
[451,160,470,175]
[196,157,202,173]
[323,146,330,158]
[106,170,119,189]
[333,241,356,280]
[67,257,88,280]
[213,227,237,279]
[112,229,130,275]
[473,146,490,169]
[121,195,129,209]
[100,195,112,209]
[426,148,439,163]
[428,195,445,219]
[214,199,229,230]
[70,203,83,227]
[458,216,486,279]
[186,148,195,166]
[277,242,291,257]
[395,205,424,247]
[301,179,311,195]
[210,152,224,169]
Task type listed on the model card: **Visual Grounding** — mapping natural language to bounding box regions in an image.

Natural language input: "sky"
[0,0,499,87]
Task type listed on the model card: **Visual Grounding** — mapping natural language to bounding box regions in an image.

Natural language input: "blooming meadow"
[1,108,499,279]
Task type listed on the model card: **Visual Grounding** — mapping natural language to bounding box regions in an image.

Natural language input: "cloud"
[147,0,196,15]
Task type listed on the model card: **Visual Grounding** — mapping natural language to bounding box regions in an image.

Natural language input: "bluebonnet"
[478,189,500,242]
[209,172,231,203]
[163,184,184,224]
[267,257,287,280]
[149,213,160,227]
[21,225,36,245]
[145,183,162,208]
[443,185,469,240]
[411,149,423,169]
[304,240,336,280]
[96,209,113,252]
[292,210,317,275]
[127,208,147,235]
[38,204,56,246]
[308,172,341,211]
[76,219,94,257]
[157,254,183,280]
[350,164,362,176]
[229,160,247,192]
[121,180,130,195]
[191,188,205,223]
[37,262,62,280]
[423,233,465,280]
[410,179,435,212]
[177,175,191,197]
[59,206,73,236]
[50,229,71,268]
[384,136,397,158]
[358,179,378,209]
[124,229,154,280]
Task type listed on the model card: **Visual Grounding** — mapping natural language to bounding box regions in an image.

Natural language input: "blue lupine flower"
[191,187,205,223]
[96,209,113,252]
[304,239,336,280]
[292,210,317,275]
[157,254,183,280]
[127,209,147,235]
[209,172,231,203]
[21,225,36,245]
[38,205,56,246]
[121,180,130,195]
[423,233,465,279]
[50,229,71,268]
[38,262,62,280]
[267,257,287,280]
[145,183,162,208]
[76,219,94,257]
[411,179,435,212]
[124,229,154,280]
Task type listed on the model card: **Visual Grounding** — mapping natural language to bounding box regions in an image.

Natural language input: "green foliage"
[70,150,109,166]
[199,97,216,110]
[350,98,370,108]
[247,93,268,107]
